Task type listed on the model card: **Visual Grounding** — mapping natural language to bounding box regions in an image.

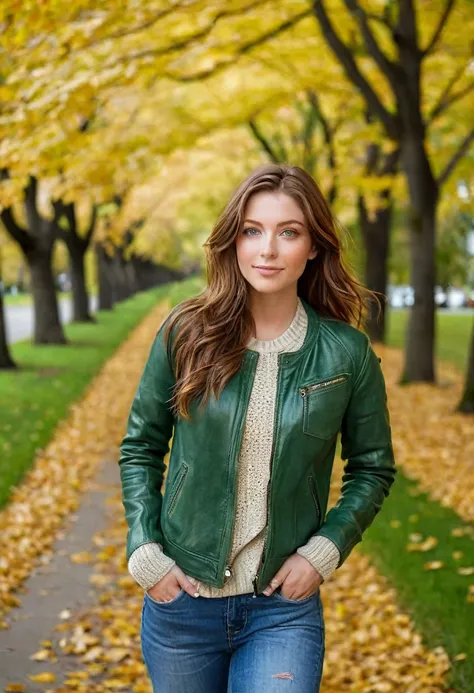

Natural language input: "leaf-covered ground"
[0,301,173,626]
[2,300,472,691]
[375,343,474,524]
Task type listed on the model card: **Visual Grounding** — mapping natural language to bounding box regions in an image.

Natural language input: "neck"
[248,290,299,342]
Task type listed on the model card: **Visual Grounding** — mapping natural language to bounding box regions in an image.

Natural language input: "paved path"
[5,296,98,344]
[0,459,119,690]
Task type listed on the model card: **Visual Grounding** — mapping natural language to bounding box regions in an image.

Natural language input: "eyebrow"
[243,219,306,227]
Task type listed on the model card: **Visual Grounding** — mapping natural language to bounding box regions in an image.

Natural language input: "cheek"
[284,243,312,271]
[235,238,253,266]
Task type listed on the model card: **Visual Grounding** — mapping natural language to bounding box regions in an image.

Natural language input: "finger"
[263,566,291,596]
[262,577,279,596]
[178,575,200,598]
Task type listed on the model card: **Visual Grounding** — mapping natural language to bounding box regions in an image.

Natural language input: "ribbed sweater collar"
[246,296,308,354]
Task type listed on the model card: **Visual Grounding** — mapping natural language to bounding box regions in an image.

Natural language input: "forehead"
[244,191,305,224]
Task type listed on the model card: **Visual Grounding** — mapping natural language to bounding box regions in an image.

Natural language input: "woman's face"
[235,191,317,297]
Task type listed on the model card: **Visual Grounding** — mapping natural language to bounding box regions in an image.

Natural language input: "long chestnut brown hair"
[163,163,378,420]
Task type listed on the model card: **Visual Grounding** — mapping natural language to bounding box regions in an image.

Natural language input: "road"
[5,296,98,344]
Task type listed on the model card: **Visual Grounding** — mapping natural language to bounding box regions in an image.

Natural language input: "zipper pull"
[252,573,259,597]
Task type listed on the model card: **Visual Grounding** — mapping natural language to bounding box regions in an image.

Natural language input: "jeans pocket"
[273,586,318,604]
[145,588,185,606]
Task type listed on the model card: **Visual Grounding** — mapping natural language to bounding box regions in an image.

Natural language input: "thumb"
[174,566,200,598]
[263,565,291,596]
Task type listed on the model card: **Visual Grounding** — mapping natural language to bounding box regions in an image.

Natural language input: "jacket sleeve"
[313,336,397,568]
[119,316,176,562]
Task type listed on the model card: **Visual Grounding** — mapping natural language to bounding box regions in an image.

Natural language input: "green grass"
[357,309,474,691]
[0,276,202,510]
[387,309,472,373]
[358,471,474,692]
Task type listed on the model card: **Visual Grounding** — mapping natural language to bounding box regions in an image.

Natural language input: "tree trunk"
[125,259,138,297]
[28,245,67,344]
[112,248,130,302]
[17,263,26,292]
[69,245,95,322]
[401,137,439,383]
[96,244,114,311]
[0,289,16,369]
[54,201,97,323]
[0,176,67,345]
[457,321,474,414]
[358,195,391,343]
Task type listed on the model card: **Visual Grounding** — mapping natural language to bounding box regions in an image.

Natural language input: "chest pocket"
[299,373,351,440]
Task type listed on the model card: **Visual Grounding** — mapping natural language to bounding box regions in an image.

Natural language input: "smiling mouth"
[253,266,283,270]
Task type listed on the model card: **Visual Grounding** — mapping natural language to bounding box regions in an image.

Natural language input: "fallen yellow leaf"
[423,561,444,571]
[70,551,93,564]
[28,671,56,682]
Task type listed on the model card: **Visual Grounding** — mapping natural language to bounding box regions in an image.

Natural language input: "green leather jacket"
[119,297,396,593]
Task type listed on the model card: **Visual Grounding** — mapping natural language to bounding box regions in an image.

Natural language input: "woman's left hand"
[263,553,323,600]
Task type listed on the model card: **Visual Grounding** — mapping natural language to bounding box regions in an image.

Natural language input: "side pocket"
[308,475,322,528]
[167,463,189,517]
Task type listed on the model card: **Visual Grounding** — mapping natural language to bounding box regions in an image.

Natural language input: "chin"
[247,279,292,295]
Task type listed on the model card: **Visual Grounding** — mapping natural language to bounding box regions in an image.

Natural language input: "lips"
[253,266,283,276]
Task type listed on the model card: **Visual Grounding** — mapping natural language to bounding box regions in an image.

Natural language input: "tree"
[53,200,98,323]
[0,176,67,344]
[312,0,474,382]
[0,237,16,369]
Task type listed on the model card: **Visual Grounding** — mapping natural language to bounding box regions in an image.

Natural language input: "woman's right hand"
[146,564,199,602]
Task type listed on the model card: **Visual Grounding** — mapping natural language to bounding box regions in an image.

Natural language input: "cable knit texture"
[128,297,341,595]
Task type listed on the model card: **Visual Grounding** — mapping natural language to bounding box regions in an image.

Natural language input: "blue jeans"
[141,586,325,692]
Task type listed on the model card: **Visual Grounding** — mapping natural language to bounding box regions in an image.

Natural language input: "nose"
[259,233,278,259]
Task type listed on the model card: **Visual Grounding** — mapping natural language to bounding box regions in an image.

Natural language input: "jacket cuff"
[128,542,176,590]
[296,535,341,581]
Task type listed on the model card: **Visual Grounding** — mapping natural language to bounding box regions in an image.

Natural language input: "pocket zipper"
[299,375,347,398]
[167,463,188,516]
[308,475,321,522]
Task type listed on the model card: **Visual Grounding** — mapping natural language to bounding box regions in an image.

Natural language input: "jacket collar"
[243,296,321,365]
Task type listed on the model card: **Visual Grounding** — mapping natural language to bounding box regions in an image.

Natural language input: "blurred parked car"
[388,284,469,309]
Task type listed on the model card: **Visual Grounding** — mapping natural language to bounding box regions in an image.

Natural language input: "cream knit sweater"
[128,297,340,595]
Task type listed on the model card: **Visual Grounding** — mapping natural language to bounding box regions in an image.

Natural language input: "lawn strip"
[0,278,200,510]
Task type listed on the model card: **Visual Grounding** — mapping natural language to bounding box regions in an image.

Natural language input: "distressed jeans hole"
[272,672,293,680]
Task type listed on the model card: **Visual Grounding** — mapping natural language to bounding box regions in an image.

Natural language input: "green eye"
[282,229,297,237]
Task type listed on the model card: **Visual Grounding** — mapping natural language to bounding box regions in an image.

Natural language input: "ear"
[308,246,318,261]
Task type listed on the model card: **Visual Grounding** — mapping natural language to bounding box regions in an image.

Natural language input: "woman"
[119,163,396,692]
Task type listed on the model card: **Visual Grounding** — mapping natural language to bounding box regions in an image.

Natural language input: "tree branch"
[422,0,457,57]
[0,208,32,253]
[437,128,474,187]
[85,204,98,246]
[105,0,287,71]
[343,0,399,91]
[307,90,338,202]
[427,64,473,125]
[248,119,280,162]
[24,176,40,233]
[312,0,399,139]
[156,9,313,83]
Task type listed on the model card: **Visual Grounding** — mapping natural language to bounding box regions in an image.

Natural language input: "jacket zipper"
[224,353,259,582]
[299,374,347,397]
[252,356,282,595]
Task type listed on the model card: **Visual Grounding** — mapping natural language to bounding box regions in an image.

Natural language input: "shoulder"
[317,314,371,371]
